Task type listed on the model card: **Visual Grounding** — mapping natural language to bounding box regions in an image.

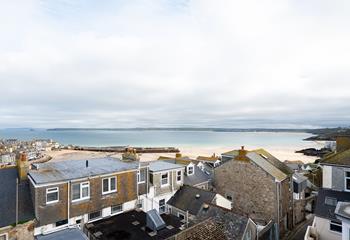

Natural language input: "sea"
[0,128,322,148]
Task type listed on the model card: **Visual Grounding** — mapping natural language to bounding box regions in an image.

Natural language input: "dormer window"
[187,165,194,175]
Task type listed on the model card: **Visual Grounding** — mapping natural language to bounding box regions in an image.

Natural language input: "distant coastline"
[47,127,312,133]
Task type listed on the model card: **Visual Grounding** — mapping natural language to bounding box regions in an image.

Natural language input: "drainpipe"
[16,178,18,225]
[276,181,280,236]
[68,181,70,226]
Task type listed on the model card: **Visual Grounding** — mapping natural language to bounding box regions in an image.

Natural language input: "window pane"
[110,177,116,191]
[111,204,123,214]
[103,178,109,192]
[346,172,350,177]
[346,179,350,190]
[140,170,145,182]
[82,185,89,198]
[330,221,342,233]
[47,192,58,202]
[89,211,101,220]
[72,184,80,200]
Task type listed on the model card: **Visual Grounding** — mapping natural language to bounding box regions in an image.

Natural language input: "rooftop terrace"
[84,210,184,240]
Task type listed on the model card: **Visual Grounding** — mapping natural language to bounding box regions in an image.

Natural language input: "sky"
[1,0,350,128]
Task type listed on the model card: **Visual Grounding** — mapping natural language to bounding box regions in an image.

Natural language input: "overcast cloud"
[1,0,350,128]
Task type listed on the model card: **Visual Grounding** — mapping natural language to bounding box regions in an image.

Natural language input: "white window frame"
[111,204,123,215]
[137,170,146,184]
[187,165,194,175]
[176,170,182,182]
[46,187,59,204]
[0,233,8,240]
[329,220,342,234]
[88,210,102,222]
[102,177,117,195]
[161,172,169,187]
[345,172,350,192]
[159,199,166,213]
[178,212,185,220]
[72,181,90,202]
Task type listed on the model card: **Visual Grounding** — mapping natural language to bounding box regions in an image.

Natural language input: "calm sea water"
[0,129,317,149]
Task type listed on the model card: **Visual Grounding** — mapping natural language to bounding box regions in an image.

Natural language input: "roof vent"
[86,160,89,168]
[203,204,209,210]
[195,194,200,199]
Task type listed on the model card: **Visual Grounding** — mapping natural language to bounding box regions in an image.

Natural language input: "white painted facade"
[312,216,342,240]
[323,165,332,188]
[34,199,137,236]
[140,186,177,213]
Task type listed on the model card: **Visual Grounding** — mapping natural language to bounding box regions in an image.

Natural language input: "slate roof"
[220,148,290,182]
[35,228,88,240]
[321,149,350,167]
[167,185,216,216]
[253,149,293,175]
[335,201,350,221]
[149,161,184,172]
[29,158,139,184]
[315,188,350,221]
[0,168,35,228]
[183,165,211,187]
[185,204,249,240]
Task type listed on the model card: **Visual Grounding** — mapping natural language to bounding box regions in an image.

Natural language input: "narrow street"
[285,215,314,240]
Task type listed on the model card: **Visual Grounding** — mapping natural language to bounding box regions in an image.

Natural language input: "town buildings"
[305,135,350,240]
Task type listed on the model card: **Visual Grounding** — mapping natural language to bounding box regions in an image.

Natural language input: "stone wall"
[0,220,35,240]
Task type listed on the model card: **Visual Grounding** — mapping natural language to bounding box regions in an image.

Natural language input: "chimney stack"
[234,146,249,161]
[17,153,29,181]
[175,153,182,159]
[336,135,350,153]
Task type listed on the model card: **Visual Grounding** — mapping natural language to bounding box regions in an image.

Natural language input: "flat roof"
[149,161,184,172]
[85,210,183,240]
[29,158,140,185]
[35,228,88,240]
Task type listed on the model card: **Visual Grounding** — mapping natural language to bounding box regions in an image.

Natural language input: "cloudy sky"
[1,0,350,128]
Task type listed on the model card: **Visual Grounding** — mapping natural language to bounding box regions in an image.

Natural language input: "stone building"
[214,147,293,235]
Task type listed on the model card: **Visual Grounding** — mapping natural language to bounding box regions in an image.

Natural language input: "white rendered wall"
[323,166,332,189]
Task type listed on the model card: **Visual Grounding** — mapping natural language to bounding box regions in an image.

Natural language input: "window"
[161,172,169,186]
[88,210,102,221]
[178,213,185,220]
[330,220,342,233]
[177,170,182,182]
[138,170,146,183]
[159,199,166,213]
[345,172,350,191]
[46,187,59,204]
[55,219,68,227]
[72,182,90,202]
[0,234,8,240]
[187,166,194,175]
[325,197,337,206]
[102,177,117,194]
[137,199,143,209]
[111,204,123,214]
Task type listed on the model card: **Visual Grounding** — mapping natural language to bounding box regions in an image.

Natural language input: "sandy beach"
[46,144,320,163]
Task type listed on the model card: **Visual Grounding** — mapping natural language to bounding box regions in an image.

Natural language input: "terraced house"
[27,157,149,236]
[215,147,294,235]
